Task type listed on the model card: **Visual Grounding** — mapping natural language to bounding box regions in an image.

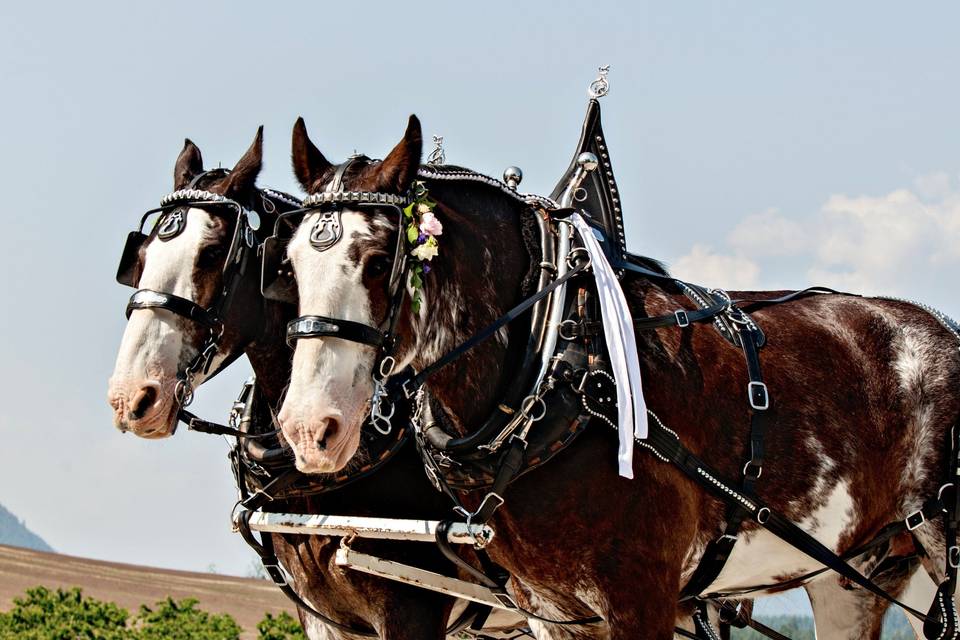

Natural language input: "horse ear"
[291,117,331,192]
[223,126,263,196]
[375,115,422,195]
[174,139,204,189]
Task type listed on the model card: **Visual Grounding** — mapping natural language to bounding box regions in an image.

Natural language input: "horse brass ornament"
[309,209,342,251]
[157,208,185,239]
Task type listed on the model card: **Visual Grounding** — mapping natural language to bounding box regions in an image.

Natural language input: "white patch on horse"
[892,323,945,495]
[704,480,856,593]
[111,207,217,382]
[302,616,338,640]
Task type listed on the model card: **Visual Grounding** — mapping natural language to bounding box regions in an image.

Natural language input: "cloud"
[670,244,761,290]
[669,173,960,305]
[727,208,809,257]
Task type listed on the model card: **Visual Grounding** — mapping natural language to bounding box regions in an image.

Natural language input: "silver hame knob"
[503,166,523,189]
[577,152,599,172]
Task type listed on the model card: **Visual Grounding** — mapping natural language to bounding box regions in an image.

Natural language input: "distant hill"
[0,503,52,552]
[0,544,295,640]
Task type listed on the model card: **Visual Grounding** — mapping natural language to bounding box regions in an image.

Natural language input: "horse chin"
[110,392,179,440]
[289,424,361,475]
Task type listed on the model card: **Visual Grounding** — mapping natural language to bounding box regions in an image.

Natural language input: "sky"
[0,0,957,618]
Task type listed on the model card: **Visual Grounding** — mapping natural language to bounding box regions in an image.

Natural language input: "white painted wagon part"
[237,511,495,547]
[336,547,518,612]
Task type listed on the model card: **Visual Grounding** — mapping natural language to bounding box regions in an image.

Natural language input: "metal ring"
[558,319,579,341]
[519,395,547,422]
[940,483,956,511]
[566,247,591,270]
[174,378,194,407]
[573,187,588,202]
[756,507,771,524]
[379,356,396,379]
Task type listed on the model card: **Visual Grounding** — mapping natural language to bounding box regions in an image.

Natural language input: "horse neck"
[410,187,530,430]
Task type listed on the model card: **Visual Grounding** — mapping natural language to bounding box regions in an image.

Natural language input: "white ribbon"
[570,214,648,479]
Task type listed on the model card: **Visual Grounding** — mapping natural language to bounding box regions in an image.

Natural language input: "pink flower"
[418,211,443,237]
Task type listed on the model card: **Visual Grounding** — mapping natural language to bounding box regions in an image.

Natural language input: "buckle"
[755,507,771,524]
[748,381,769,411]
[951,546,960,569]
[262,557,288,586]
[906,509,926,531]
[743,461,763,480]
[490,586,518,610]
[674,310,690,328]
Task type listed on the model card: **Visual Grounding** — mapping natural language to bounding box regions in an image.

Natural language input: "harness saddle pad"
[550,99,628,269]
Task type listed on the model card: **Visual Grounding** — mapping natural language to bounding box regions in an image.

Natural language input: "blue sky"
[0,0,957,618]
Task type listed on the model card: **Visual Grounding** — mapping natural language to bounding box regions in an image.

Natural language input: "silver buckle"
[675,310,690,328]
[906,509,927,531]
[748,381,769,410]
[951,546,960,569]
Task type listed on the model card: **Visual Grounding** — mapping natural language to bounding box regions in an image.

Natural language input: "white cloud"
[727,208,809,257]
[669,174,960,306]
[671,243,761,290]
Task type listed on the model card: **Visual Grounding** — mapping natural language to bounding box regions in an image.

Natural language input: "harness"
[268,148,960,639]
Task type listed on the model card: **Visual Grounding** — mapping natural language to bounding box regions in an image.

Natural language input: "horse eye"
[364,254,392,279]
[197,244,226,268]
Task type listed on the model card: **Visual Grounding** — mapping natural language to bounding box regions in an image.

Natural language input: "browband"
[286,315,386,348]
[302,190,411,209]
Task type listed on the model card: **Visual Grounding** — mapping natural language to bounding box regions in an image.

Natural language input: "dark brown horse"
[106,131,503,639]
[278,115,959,639]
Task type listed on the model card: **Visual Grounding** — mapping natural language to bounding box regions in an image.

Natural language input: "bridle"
[116,169,294,419]
[261,156,412,433]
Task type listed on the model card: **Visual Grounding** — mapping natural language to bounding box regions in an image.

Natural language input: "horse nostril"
[316,419,340,452]
[130,386,158,420]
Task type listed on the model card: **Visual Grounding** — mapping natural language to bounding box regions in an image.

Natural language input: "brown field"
[0,543,297,639]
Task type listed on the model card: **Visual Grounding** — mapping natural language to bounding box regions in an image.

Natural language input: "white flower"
[411,242,439,261]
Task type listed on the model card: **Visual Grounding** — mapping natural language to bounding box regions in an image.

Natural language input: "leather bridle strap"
[286,315,386,348]
[389,260,589,400]
[125,289,221,330]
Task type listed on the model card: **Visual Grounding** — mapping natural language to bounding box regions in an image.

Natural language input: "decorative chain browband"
[159,188,256,219]
[302,190,412,208]
[260,188,302,208]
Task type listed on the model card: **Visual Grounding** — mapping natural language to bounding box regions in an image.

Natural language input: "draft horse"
[275,114,960,639]
[106,130,505,639]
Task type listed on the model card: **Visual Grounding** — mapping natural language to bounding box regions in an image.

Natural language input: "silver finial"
[577,152,599,172]
[503,166,523,189]
[587,65,610,99]
[427,135,446,165]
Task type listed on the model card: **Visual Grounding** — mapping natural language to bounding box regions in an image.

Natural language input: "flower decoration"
[403,181,442,313]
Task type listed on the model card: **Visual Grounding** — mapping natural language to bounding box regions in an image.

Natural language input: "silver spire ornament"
[588,64,611,99]
[427,135,446,165]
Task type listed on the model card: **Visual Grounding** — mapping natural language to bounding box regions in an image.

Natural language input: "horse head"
[108,128,291,437]
[279,116,531,473]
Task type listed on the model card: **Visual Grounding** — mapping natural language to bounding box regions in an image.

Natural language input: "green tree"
[257,611,306,640]
[0,586,130,640]
[131,597,241,640]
